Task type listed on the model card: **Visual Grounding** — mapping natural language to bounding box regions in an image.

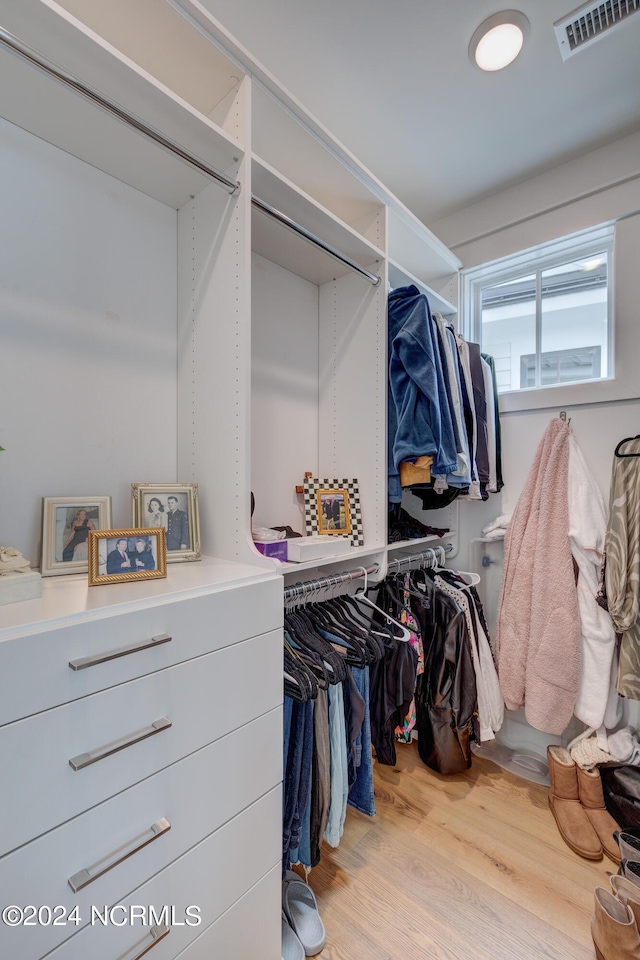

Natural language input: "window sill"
[496,375,634,414]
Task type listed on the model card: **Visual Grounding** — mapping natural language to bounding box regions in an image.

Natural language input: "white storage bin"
[286,535,351,563]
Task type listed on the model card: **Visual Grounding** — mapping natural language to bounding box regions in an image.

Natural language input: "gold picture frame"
[315,488,352,535]
[88,528,167,586]
[131,483,201,562]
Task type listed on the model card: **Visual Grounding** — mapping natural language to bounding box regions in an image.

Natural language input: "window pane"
[481,274,536,393]
[540,253,608,385]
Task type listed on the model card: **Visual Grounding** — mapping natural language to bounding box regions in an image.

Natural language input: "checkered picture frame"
[302,477,363,547]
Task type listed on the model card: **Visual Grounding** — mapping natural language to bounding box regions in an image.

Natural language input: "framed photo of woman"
[131,483,201,562]
[41,496,112,576]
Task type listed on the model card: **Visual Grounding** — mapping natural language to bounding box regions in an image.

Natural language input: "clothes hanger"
[351,567,412,642]
[615,435,640,458]
[439,569,482,587]
[285,613,347,684]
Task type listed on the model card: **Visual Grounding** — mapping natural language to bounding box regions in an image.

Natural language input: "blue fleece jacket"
[388,286,459,502]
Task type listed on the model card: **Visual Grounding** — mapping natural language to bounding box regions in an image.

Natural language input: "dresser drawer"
[0,578,282,727]
[44,787,281,960]
[0,630,282,856]
[177,864,281,960]
[0,707,282,960]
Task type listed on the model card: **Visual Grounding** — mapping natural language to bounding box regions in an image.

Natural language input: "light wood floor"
[310,744,613,960]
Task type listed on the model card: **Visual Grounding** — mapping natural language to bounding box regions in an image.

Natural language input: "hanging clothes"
[368,563,498,775]
[496,417,582,735]
[568,434,619,730]
[481,353,504,493]
[282,592,382,872]
[602,435,640,698]
[387,285,458,503]
[435,571,503,742]
[410,567,478,774]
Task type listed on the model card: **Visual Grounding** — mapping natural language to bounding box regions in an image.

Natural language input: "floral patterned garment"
[394,574,424,743]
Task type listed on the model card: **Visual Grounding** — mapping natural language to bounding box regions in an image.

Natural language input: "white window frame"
[461,223,616,413]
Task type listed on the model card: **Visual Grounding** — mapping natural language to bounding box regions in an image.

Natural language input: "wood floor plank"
[310,744,608,959]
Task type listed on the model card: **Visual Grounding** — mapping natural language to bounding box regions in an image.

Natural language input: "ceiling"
[197,0,640,227]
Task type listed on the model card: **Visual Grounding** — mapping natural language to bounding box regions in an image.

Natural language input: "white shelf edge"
[386,532,456,555]
[275,543,386,577]
[388,259,457,317]
[252,152,385,261]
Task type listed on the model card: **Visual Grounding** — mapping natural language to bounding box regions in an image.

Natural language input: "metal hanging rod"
[0,26,241,197]
[387,544,451,573]
[284,563,380,603]
[251,195,381,287]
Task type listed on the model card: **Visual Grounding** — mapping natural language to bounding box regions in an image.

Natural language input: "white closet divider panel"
[177,148,260,565]
[318,264,387,553]
[251,254,319,534]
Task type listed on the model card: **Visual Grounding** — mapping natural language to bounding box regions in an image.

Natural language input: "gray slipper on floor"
[283,871,326,957]
[282,910,305,960]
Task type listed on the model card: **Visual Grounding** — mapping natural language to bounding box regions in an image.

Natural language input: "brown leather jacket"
[411,570,478,775]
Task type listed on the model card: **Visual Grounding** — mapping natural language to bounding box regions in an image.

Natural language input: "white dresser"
[0,558,283,960]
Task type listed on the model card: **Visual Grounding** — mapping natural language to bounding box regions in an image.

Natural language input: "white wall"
[0,118,178,567]
[251,253,319,534]
[429,130,640,751]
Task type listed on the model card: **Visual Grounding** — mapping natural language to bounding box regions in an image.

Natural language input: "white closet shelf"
[252,155,384,285]
[388,207,461,288]
[387,533,456,556]
[251,85,385,242]
[388,260,457,317]
[0,0,244,208]
[52,0,244,123]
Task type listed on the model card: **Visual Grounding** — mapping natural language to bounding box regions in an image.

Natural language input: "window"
[463,225,614,396]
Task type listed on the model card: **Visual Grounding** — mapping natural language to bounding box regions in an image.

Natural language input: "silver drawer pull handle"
[69,634,172,671]
[69,717,172,771]
[68,817,171,892]
[129,924,170,960]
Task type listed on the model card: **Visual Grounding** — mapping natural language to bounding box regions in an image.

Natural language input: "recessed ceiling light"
[470,11,530,72]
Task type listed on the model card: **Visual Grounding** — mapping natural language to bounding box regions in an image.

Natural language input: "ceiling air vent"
[554,0,640,59]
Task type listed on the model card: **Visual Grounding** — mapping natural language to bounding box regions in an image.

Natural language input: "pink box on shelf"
[253,538,288,561]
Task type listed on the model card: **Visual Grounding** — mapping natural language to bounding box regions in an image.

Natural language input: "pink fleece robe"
[496,418,581,735]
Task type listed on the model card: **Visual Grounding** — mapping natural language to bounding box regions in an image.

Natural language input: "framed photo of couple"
[131,483,201,563]
[88,529,167,586]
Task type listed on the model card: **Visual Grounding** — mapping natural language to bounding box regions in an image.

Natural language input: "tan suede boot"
[592,886,640,960]
[547,746,602,859]
[577,765,621,863]
[611,874,640,929]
